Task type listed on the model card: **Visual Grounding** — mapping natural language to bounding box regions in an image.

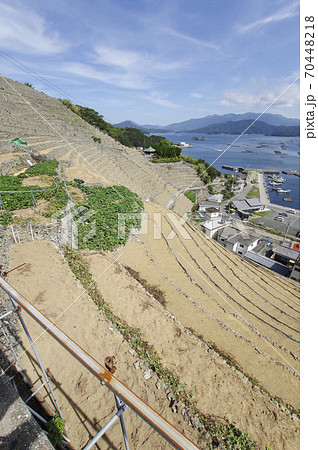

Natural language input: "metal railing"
[0,276,199,449]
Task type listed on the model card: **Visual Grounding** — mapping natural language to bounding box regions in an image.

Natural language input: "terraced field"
[116,203,300,408]
[0,76,300,448]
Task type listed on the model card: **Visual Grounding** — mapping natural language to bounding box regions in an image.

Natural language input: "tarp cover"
[11,138,28,147]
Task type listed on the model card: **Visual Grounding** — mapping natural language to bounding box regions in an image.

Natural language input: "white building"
[201,207,230,238]
[217,226,259,256]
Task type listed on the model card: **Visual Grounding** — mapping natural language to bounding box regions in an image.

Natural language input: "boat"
[269,181,283,186]
[179,142,193,148]
[272,176,286,183]
[274,150,287,155]
[276,189,291,194]
[283,197,293,202]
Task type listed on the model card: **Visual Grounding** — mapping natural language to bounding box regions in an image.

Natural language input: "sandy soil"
[8,240,300,449]
[0,152,25,162]
[114,203,300,407]
[67,185,86,204]
[8,241,203,449]
[10,199,53,225]
[21,175,53,188]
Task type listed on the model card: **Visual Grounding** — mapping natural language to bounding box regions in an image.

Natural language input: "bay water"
[158,133,300,210]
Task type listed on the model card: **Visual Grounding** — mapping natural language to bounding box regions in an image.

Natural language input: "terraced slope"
[117,202,300,409]
[0,76,300,448]
[0,76,200,216]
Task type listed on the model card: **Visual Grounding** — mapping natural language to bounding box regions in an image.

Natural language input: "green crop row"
[0,161,67,224]
[19,160,59,177]
[73,184,143,250]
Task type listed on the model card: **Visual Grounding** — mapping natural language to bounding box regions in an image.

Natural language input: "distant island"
[188,119,300,137]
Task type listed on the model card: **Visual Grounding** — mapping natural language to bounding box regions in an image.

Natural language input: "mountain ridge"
[115,112,300,136]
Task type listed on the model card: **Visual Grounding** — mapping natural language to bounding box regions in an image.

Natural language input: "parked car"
[274,216,284,222]
[279,212,288,217]
[288,208,296,214]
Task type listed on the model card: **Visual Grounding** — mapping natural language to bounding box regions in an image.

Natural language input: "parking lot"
[251,208,300,237]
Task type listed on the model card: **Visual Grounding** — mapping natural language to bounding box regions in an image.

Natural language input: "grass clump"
[184,191,196,203]
[21,160,59,177]
[47,415,65,448]
[124,265,166,307]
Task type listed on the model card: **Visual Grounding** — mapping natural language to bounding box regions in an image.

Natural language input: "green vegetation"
[24,82,34,89]
[151,157,181,163]
[184,191,196,203]
[20,160,58,177]
[251,210,271,217]
[72,184,143,250]
[221,174,235,200]
[47,415,65,448]
[64,247,256,449]
[181,154,220,185]
[92,135,101,143]
[151,139,181,160]
[247,186,260,199]
[59,99,181,161]
[0,161,67,224]
[208,185,215,195]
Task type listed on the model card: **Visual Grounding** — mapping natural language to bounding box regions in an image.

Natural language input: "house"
[274,245,300,267]
[244,251,290,276]
[244,243,300,279]
[198,200,219,213]
[273,245,300,280]
[206,194,223,204]
[232,197,264,219]
[201,207,230,238]
[217,226,259,256]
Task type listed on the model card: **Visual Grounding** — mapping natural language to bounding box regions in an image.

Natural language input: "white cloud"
[0,3,67,54]
[221,81,300,110]
[237,1,299,34]
[143,91,181,109]
[162,28,219,51]
[93,45,189,74]
[93,46,141,69]
[61,62,150,90]
[190,92,203,99]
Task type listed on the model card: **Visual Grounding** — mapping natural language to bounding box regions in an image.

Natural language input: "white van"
[288,209,296,214]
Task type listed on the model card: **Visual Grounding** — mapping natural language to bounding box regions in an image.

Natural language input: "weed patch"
[124,265,166,307]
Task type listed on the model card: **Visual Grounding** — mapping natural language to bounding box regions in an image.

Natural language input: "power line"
[0,49,113,123]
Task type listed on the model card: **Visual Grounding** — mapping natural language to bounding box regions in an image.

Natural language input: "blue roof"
[245,251,289,276]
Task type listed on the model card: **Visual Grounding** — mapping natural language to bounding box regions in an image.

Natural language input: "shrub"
[184,191,196,203]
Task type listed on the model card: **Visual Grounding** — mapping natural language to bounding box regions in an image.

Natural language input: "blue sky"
[0,0,300,125]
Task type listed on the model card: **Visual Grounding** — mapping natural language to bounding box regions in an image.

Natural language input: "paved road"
[251,210,300,238]
[220,170,300,239]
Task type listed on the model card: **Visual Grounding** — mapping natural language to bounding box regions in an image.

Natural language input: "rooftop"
[227,232,259,247]
[245,251,290,276]
[232,197,262,212]
[275,245,300,261]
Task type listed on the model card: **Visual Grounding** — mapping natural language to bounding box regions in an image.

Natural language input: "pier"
[222,165,279,174]
[282,170,300,176]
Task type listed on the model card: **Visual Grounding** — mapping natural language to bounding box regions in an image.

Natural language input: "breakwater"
[222,165,279,174]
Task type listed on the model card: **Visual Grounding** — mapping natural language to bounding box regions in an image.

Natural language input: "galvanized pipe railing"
[0,276,199,450]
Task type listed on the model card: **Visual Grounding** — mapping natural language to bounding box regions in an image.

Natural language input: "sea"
[157,133,300,210]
